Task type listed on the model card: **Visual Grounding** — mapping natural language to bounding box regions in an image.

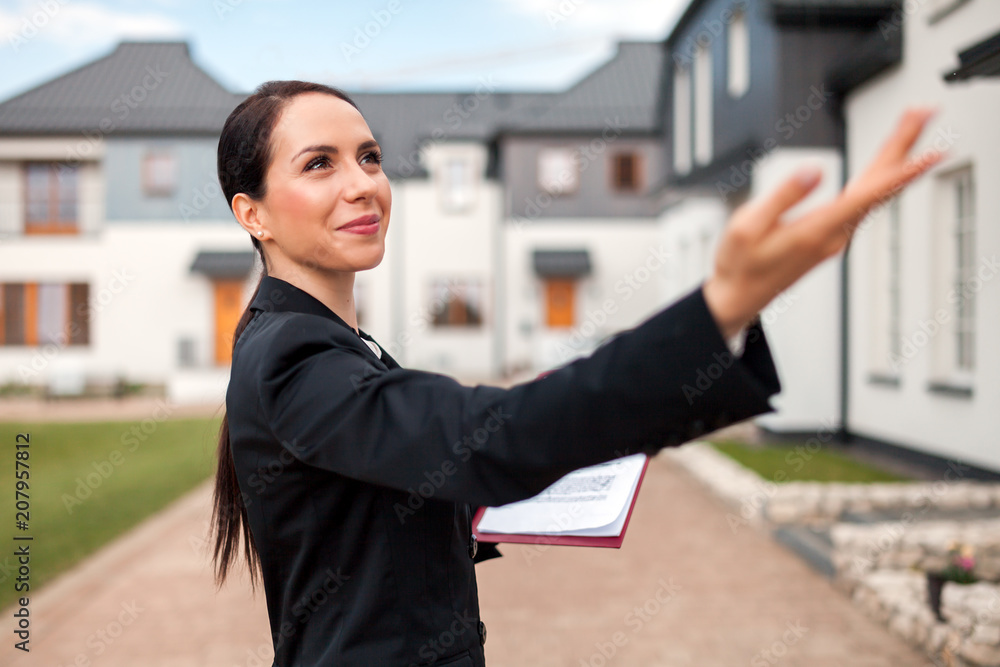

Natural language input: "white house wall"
[0,136,105,238]
[655,195,728,304]
[503,220,664,373]
[845,1,1000,470]
[376,142,500,379]
[750,147,843,433]
[0,220,252,406]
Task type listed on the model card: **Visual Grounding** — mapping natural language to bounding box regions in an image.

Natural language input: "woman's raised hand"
[702,107,945,339]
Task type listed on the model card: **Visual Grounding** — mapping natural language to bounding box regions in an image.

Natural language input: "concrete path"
[0,445,936,667]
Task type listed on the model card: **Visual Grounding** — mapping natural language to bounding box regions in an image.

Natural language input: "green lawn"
[0,416,222,611]
[709,440,911,483]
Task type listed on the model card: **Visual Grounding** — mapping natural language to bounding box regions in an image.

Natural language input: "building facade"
[842,0,1000,471]
[0,0,997,471]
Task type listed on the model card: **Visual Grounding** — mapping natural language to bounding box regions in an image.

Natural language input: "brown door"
[545,279,575,328]
[23,283,38,345]
[214,280,244,365]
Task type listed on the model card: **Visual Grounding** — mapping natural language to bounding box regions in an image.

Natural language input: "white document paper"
[476,453,647,537]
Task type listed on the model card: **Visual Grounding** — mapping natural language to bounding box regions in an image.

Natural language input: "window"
[888,199,903,363]
[441,158,474,211]
[693,42,713,165]
[0,282,90,346]
[952,168,976,372]
[25,162,78,234]
[142,151,178,197]
[430,279,483,327]
[700,230,714,279]
[537,148,578,195]
[178,336,197,368]
[611,153,643,192]
[727,8,749,98]
[930,166,976,388]
[673,65,692,175]
[870,199,902,379]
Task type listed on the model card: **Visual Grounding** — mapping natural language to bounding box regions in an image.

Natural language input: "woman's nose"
[343,162,379,201]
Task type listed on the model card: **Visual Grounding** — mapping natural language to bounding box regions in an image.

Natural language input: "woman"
[211,80,942,667]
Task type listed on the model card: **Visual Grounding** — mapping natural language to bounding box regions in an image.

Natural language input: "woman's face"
[255,92,391,275]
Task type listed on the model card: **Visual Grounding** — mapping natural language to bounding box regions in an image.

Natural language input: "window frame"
[673,64,692,176]
[23,162,79,235]
[141,150,179,198]
[0,281,90,347]
[429,278,485,328]
[610,152,644,193]
[727,7,750,98]
[537,147,579,196]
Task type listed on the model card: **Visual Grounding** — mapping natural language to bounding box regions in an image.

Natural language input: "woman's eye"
[305,156,329,171]
[361,151,383,166]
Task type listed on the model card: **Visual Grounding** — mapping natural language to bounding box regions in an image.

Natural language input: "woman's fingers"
[846,107,940,202]
[704,106,945,339]
[874,107,937,167]
[839,146,945,236]
[790,107,944,250]
[739,165,824,236]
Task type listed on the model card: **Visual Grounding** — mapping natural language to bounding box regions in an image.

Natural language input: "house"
[839,0,1000,473]
[346,41,667,377]
[658,0,901,434]
[1,0,996,473]
[0,42,249,403]
[0,39,668,401]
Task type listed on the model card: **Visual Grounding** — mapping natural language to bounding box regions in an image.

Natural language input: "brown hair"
[210,80,361,590]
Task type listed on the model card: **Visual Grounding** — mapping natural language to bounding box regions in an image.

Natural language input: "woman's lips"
[339,214,380,235]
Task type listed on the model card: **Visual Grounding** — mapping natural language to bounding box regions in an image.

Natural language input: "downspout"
[833,91,850,445]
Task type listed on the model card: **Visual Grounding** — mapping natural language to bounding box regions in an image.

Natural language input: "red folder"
[471,454,650,549]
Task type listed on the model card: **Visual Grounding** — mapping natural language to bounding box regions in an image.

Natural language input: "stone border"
[854,570,1000,667]
[664,442,1000,527]
[663,442,1000,666]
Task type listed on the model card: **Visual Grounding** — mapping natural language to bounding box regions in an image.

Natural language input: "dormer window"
[24,162,78,235]
[537,148,579,195]
[611,153,643,193]
[441,158,474,212]
[142,150,178,197]
[727,8,749,98]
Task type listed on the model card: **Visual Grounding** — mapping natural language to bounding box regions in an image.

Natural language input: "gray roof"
[347,42,664,177]
[496,42,664,133]
[189,250,255,278]
[346,91,553,177]
[0,42,243,135]
[769,0,895,7]
[668,0,896,46]
[769,0,896,21]
[0,38,664,178]
[532,249,592,277]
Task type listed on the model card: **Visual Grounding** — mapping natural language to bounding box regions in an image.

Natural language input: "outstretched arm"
[703,108,944,339]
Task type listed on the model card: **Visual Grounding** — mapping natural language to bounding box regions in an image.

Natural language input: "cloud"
[2,1,185,48]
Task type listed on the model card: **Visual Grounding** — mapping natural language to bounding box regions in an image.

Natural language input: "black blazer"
[225,274,781,667]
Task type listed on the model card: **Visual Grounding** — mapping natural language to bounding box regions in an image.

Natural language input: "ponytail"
[210,242,266,590]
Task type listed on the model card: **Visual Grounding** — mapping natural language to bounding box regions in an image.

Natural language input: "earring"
[257,231,263,237]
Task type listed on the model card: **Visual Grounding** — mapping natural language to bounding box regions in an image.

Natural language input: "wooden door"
[545,279,575,328]
[214,280,244,365]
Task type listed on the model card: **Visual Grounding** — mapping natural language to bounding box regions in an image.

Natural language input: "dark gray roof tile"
[0,41,242,134]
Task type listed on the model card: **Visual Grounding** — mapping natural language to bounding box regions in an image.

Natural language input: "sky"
[0,0,689,101]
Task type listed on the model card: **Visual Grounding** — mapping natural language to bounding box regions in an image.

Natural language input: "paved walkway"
[1,445,935,667]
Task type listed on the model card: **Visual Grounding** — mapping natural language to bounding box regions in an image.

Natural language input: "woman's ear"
[232,192,265,237]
